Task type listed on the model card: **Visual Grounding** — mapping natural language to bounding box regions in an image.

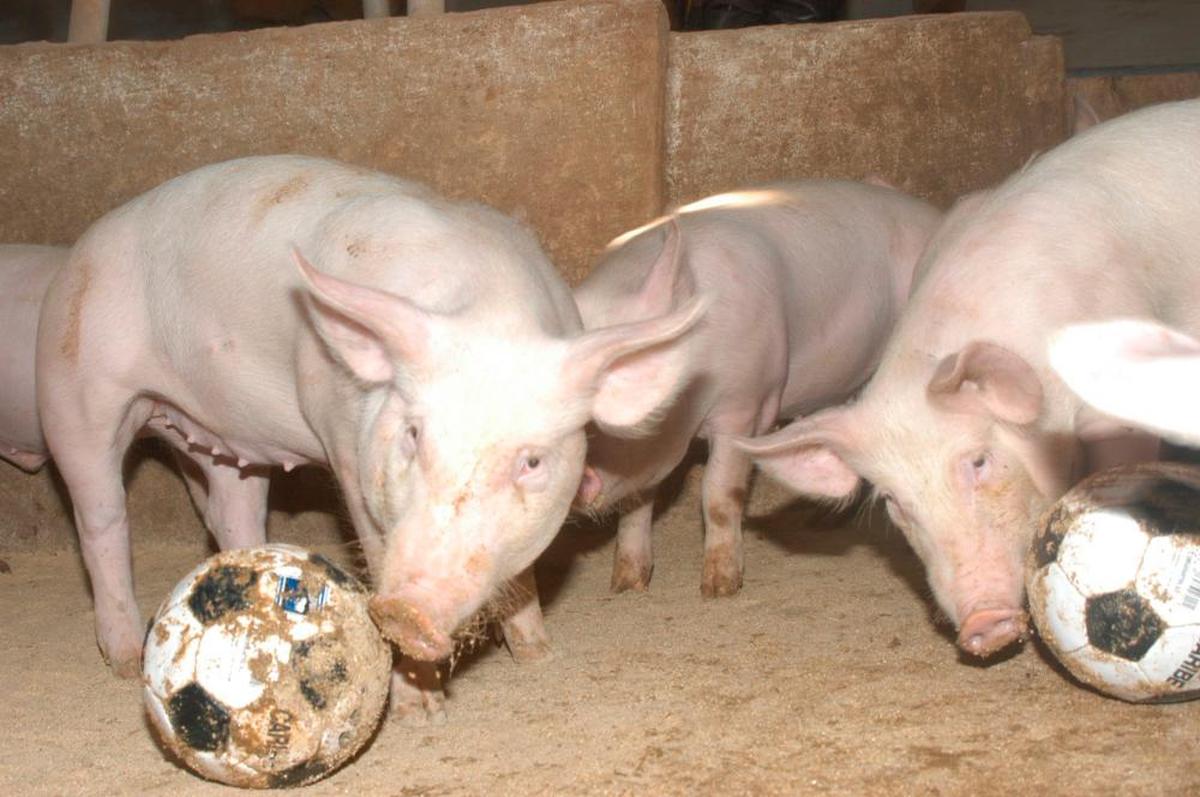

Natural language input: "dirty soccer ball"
[1027,463,1200,703]
[142,544,392,787]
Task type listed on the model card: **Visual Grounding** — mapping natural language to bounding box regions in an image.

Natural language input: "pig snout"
[574,465,603,509]
[956,607,1030,658]
[368,594,455,662]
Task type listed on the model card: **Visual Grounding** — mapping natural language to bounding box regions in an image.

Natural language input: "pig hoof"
[701,558,743,598]
[108,652,143,680]
[611,558,652,593]
[388,670,447,727]
[507,637,555,664]
[390,697,448,727]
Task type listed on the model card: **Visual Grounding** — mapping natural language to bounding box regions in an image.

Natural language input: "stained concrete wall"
[0,3,1077,552]
[1068,71,1200,126]
[0,0,667,285]
[666,12,1066,209]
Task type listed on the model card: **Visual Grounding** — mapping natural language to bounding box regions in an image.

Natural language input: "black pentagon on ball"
[167,683,231,752]
[1123,476,1200,537]
[268,758,331,788]
[1085,589,1166,661]
[1033,503,1070,568]
[188,565,259,624]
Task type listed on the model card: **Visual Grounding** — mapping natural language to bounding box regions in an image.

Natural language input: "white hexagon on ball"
[1067,644,1153,702]
[1029,562,1090,654]
[1136,536,1200,626]
[1057,509,1148,596]
[1136,625,1200,695]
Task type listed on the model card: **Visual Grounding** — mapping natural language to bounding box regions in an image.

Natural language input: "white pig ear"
[566,294,710,437]
[733,410,862,499]
[294,247,432,384]
[1051,319,1200,445]
[633,220,695,316]
[926,341,1043,426]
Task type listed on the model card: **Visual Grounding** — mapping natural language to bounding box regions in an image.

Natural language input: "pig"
[0,245,67,473]
[572,181,942,596]
[1050,319,1200,448]
[36,155,705,720]
[735,99,1200,659]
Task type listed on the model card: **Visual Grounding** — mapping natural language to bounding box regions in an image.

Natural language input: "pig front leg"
[611,497,655,592]
[173,452,269,550]
[500,566,553,663]
[701,432,754,598]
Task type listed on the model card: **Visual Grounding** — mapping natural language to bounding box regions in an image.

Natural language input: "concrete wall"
[0,0,666,284]
[1068,70,1200,126]
[666,12,1066,209]
[0,2,1076,551]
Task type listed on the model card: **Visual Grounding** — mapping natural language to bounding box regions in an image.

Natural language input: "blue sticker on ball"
[275,575,330,615]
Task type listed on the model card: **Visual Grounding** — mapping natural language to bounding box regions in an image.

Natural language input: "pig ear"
[566,294,709,436]
[1051,319,1200,443]
[633,220,694,316]
[926,341,1043,426]
[733,409,862,499]
[294,247,432,384]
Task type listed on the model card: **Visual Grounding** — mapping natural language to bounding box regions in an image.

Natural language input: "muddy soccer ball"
[142,544,392,787]
[1027,463,1200,703]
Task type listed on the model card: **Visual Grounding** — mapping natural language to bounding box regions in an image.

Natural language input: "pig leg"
[700,431,754,598]
[611,497,655,592]
[42,394,147,677]
[500,565,553,663]
[173,451,269,550]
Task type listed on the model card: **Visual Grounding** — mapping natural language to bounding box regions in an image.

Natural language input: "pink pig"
[737,99,1200,659]
[0,245,66,473]
[573,181,941,596]
[36,156,704,718]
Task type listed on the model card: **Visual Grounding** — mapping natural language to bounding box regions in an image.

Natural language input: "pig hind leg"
[700,426,757,598]
[612,497,655,592]
[42,389,150,678]
[173,451,269,550]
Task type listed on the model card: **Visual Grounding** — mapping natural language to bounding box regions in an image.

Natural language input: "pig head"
[295,252,707,661]
[738,342,1082,658]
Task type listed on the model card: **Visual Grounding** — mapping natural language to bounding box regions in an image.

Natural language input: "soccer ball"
[1027,463,1200,703]
[142,544,392,787]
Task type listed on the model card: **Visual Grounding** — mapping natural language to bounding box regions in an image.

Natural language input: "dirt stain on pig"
[465,549,491,577]
[59,261,91,362]
[253,174,310,223]
[346,238,369,259]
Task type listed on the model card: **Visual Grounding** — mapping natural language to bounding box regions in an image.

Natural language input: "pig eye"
[406,423,420,443]
[515,449,550,491]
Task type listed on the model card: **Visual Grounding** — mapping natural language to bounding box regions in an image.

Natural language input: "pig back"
[45,155,577,455]
[684,182,937,415]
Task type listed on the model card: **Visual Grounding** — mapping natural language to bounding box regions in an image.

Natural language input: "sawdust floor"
[2,465,1198,796]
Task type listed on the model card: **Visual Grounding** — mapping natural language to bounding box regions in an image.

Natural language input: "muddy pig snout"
[956,607,1030,658]
[369,594,454,662]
